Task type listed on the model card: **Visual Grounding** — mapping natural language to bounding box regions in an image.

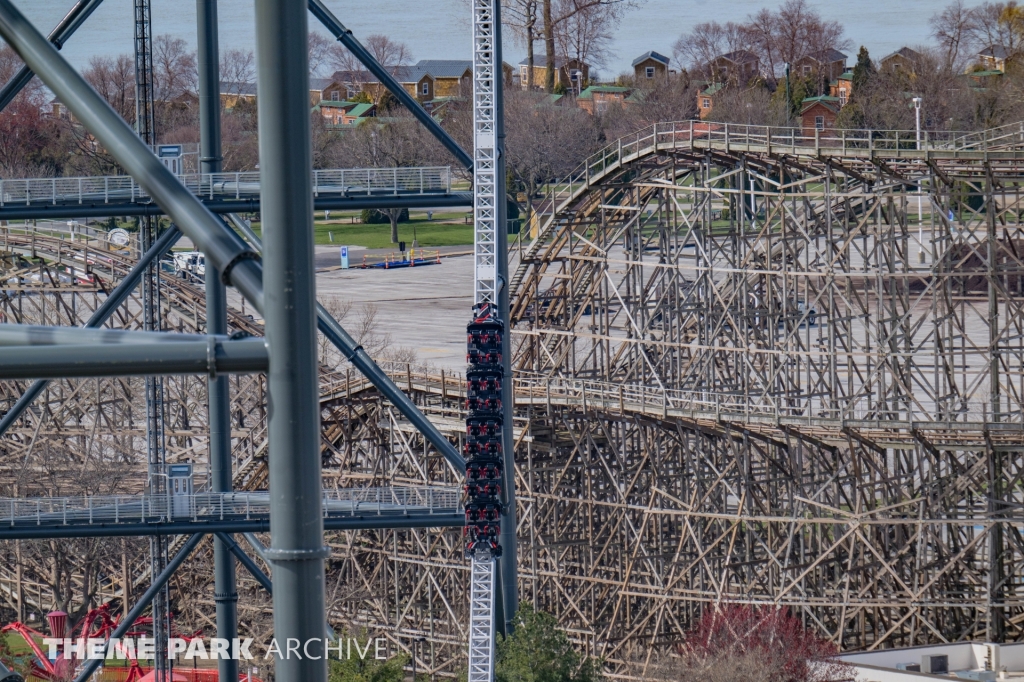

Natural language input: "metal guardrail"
[0,166,452,206]
[0,486,461,526]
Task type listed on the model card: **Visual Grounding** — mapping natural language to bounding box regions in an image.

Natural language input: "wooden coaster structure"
[5,118,1024,679]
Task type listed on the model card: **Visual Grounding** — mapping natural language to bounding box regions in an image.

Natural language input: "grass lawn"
[248,210,474,249]
[2,631,37,655]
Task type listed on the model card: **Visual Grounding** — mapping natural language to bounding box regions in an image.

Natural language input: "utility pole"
[134,0,170,677]
[784,62,791,128]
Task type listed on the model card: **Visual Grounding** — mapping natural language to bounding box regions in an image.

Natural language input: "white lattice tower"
[467,555,496,682]
[472,0,497,305]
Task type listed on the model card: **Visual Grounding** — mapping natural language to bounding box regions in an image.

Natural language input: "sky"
[12,0,948,78]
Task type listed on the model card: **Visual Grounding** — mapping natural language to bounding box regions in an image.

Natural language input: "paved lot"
[315,250,473,370]
[224,247,474,370]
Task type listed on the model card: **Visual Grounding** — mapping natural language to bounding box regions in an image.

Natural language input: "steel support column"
[224,213,468,474]
[0,2,265,308]
[216,532,274,593]
[196,2,238,680]
[0,5,465,479]
[254,1,328,680]
[491,0,517,633]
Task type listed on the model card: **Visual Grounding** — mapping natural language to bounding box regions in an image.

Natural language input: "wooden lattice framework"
[4,122,1024,679]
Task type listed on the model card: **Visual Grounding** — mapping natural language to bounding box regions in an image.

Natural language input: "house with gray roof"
[632,51,671,82]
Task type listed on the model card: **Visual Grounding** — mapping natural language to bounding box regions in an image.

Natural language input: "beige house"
[708,50,759,85]
[978,45,1017,73]
[880,47,922,74]
[632,51,670,83]
[518,55,590,91]
[793,49,847,82]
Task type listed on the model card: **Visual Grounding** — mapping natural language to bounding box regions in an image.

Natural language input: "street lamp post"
[913,96,924,263]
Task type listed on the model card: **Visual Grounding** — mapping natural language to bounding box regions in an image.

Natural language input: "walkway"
[0,166,452,209]
[0,486,462,539]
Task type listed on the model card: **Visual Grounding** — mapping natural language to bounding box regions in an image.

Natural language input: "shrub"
[676,604,850,682]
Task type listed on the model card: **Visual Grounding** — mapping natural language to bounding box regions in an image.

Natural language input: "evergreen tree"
[328,630,409,682]
[852,46,875,91]
[496,603,601,682]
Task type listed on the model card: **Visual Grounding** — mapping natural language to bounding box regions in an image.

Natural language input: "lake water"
[10,0,946,78]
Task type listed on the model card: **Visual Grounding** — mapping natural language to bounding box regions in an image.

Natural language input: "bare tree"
[151,35,199,138]
[152,35,197,103]
[0,97,65,178]
[328,34,412,106]
[220,48,256,91]
[737,0,848,86]
[83,54,137,123]
[503,90,600,226]
[673,21,749,81]
[325,112,447,241]
[0,44,44,105]
[541,0,641,92]
[553,0,618,73]
[318,297,416,368]
[931,0,979,71]
[309,31,334,78]
[968,2,1024,57]
[503,0,540,88]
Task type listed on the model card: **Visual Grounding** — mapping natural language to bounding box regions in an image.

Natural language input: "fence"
[0,486,461,527]
[0,166,451,207]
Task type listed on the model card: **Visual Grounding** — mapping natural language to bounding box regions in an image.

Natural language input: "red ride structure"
[2,604,256,682]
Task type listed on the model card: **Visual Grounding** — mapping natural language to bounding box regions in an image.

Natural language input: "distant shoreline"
[19,0,939,80]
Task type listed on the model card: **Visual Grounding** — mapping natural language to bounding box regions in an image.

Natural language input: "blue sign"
[340,246,349,269]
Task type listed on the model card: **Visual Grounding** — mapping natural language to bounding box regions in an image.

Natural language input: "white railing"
[527,120,1024,234]
[0,485,461,526]
[0,166,451,206]
[373,362,1000,428]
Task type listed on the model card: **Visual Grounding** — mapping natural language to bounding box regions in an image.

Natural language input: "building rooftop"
[716,50,758,65]
[881,46,922,63]
[415,60,472,78]
[840,642,1024,680]
[577,85,632,100]
[632,51,670,67]
[309,77,334,92]
[801,48,848,64]
[979,44,1013,59]
[801,95,841,113]
[221,81,257,97]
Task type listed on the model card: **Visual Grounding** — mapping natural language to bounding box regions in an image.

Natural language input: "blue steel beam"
[0,193,471,221]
